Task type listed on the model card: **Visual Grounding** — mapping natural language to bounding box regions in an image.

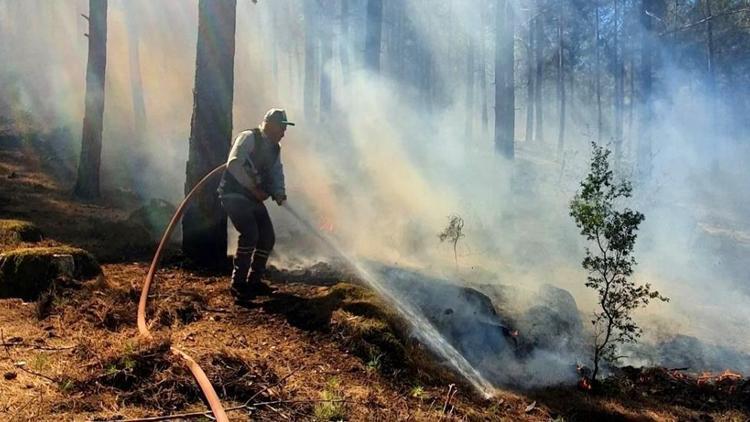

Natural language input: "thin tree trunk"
[614,0,624,164]
[182,0,236,268]
[320,23,333,120]
[365,0,383,72]
[596,5,602,141]
[466,35,476,139]
[534,9,544,144]
[638,0,654,178]
[303,1,318,121]
[627,55,635,157]
[525,12,535,144]
[557,0,565,158]
[339,0,350,87]
[704,0,717,130]
[494,0,515,159]
[480,0,489,136]
[74,0,108,199]
[125,3,146,144]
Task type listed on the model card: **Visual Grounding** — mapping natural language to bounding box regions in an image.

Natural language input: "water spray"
[282,203,497,398]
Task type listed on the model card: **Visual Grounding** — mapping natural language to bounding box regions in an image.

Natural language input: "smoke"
[2,0,749,389]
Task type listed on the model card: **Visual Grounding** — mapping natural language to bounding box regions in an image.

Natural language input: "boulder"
[126,198,176,241]
[0,246,100,300]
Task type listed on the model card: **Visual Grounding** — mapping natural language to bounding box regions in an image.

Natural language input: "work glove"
[273,193,287,206]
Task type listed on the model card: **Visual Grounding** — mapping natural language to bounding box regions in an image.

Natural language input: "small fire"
[578,377,592,391]
[319,220,335,233]
[696,369,743,386]
[717,369,742,382]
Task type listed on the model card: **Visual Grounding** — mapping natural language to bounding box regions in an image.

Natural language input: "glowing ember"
[696,369,743,386]
[578,377,592,391]
[717,369,742,382]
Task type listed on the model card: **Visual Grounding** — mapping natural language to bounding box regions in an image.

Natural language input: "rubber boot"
[230,251,253,301]
[247,248,275,296]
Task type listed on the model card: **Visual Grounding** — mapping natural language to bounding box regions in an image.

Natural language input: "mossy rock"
[0,246,101,300]
[0,219,43,245]
[126,198,177,241]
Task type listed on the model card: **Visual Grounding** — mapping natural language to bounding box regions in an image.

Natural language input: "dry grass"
[0,219,43,245]
[2,128,750,421]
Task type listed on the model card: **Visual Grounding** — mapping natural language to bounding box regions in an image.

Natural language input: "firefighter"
[217,108,294,301]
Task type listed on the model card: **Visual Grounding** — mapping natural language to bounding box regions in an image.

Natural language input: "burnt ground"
[1,133,749,421]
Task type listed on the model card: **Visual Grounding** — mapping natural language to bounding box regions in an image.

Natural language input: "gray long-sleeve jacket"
[218,129,285,201]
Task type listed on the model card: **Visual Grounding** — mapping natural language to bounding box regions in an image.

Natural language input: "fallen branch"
[1,342,75,351]
[16,364,58,384]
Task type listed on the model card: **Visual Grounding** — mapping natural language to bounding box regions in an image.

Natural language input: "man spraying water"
[217,108,294,302]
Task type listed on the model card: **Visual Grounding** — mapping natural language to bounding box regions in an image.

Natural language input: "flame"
[717,369,742,382]
[696,369,743,386]
[319,220,335,233]
[578,377,592,391]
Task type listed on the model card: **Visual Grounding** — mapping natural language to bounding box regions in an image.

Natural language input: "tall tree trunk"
[614,0,624,164]
[74,0,108,199]
[627,55,635,156]
[303,1,318,121]
[638,0,654,178]
[339,0,350,87]
[125,3,146,145]
[319,23,333,120]
[595,4,602,141]
[495,0,515,159]
[525,12,535,144]
[534,9,544,144]
[182,0,236,268]
[480,0,489,136]
[556,0,565,158]
[466,35,476,139]
[365,0,383,72]
[703,0,717,131]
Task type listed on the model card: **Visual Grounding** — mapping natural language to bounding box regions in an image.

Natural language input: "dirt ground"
[1,134,749,421]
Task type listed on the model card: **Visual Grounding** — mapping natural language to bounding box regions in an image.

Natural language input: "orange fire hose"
[137,164,229,422]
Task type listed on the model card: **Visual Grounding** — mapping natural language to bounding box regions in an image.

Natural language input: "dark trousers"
[221,196,275,284]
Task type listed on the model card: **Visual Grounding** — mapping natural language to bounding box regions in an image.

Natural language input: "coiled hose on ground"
[137,164,229,422]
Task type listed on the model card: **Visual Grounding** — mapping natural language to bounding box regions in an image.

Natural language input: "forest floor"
[1,132,749,421]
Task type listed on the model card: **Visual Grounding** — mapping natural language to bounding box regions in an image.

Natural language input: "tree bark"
[74,0,108,200]
[556,0,565,158]
[534,8,544,144]
[365,0,383,72]
[494,0,515,159]
[182,0,236,268]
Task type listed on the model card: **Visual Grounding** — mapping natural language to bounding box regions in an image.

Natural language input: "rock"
[370,264,516,372]
[4,371,17,380]
[0,219,43,245]
[0,246,100,300]
[126,198,177,241]
[516,284,583,352]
